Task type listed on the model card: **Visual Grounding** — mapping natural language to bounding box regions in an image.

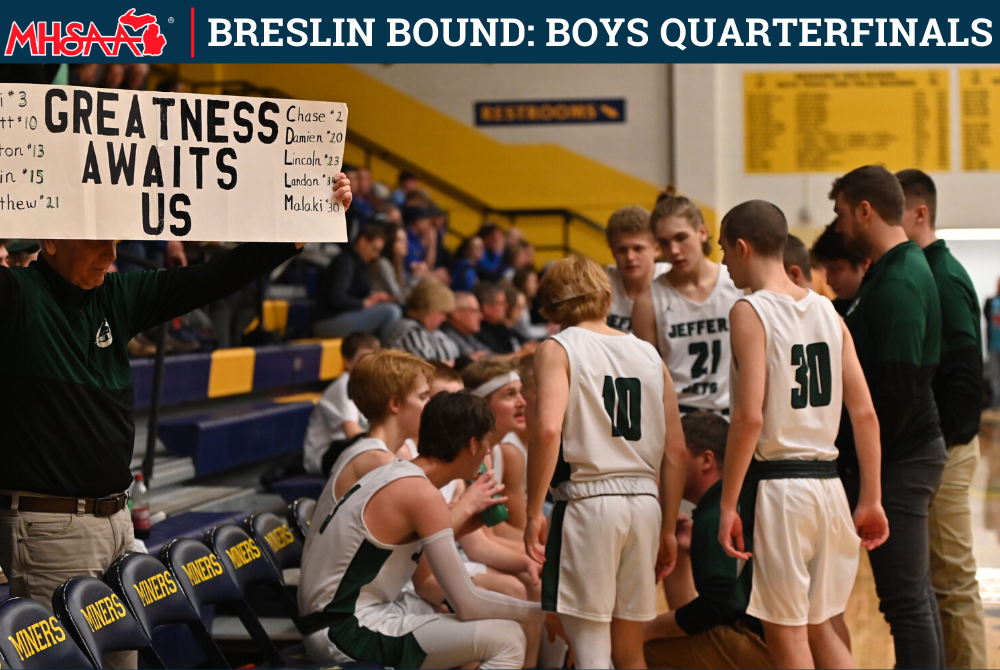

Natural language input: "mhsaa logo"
[6,8,167,57]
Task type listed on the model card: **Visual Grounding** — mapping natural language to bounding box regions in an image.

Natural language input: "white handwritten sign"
[0,84,348,242]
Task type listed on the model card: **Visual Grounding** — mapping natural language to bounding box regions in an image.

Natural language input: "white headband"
[471,372,520,398]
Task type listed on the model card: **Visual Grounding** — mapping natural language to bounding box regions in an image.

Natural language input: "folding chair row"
[0,511,309,670]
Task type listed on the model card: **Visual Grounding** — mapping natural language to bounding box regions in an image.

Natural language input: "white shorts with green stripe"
[542,494,661,623]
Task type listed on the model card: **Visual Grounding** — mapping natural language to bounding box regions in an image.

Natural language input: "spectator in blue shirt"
[404,206,436,271]
[451,237,484,293]
[391,170,420,208]
[476,223,508,282]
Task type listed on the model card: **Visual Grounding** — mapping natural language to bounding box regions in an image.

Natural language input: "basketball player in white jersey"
[319,350,507,557]
[605,206,671,334]
[525,256,687,669]
[300,391,543,669]
[716,200,889,669]
[463,358,530,532]
[633,192,742,416]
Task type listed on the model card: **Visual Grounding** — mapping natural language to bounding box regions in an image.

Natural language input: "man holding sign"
[0,83,353,643]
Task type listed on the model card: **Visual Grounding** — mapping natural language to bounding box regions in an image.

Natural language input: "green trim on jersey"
[328,616,426,670]
[322,539,428,668]
[542,501,568,612]
[326,540,393,616]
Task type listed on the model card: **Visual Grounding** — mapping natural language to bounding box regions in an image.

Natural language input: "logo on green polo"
[95,319,113,348]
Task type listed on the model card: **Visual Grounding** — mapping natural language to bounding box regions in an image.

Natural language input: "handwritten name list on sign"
[0,85,348,242]
[745,70,950,174]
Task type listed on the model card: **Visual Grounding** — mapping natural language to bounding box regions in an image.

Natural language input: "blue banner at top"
[0,1,998,63]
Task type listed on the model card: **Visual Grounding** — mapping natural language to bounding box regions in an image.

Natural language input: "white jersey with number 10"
[549,328,665,497]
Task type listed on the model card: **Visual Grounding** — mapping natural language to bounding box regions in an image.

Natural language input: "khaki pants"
[928,436,987,669]
[644,621,773,669]
[0,505,136,669]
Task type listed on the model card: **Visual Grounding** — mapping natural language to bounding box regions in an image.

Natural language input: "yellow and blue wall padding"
[131,340,344,410]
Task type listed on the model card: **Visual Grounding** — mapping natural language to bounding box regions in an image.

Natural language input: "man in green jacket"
[0,178,352,645]
[831,165,947,669]
[896,168,985,669]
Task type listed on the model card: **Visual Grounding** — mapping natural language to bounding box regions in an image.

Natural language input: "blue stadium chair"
[0,597,93,669]
[105,552,230,669]
[205,524,301,628]
[52,576,164,669]
[244,512,303,574]
[287,497,316,543]
[159,538,283,668]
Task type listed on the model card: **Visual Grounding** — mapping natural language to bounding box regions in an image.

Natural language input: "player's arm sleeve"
[423,529,543,624]
[126,243,301,336]
[867,279,935,446]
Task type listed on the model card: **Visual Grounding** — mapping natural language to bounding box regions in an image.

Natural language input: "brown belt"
[0,493,128,517]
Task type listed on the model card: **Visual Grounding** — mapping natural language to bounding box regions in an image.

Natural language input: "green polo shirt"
[839,240,942,467]
[674,480,760,636]
[923,240,982,446]
[0,243,299,498]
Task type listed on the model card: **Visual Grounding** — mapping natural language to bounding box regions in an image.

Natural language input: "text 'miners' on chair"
[0,597,93,669]
[105,551,230,669]
[159,536,285,667]
[51,576,164,669]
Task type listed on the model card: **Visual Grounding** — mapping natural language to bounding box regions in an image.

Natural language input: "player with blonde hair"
[605,206,669,333]
[526,255,687,669]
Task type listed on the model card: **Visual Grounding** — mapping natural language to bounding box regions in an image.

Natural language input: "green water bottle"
[477,462,510,527]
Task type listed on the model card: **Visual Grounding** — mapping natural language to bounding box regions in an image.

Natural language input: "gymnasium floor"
[849,409,1000,668]
[655,409,1000,668]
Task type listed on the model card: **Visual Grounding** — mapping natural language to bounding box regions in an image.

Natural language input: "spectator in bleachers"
[508,282,551,343]
[353,167,377,222]
[388,280,461,364]
[451,236,484,292]
[431,206,454,271]
[313,224,402,341]
[441,292,491,365]
[477,223,508,282]
[391,170,421,208]
[501,242,535,283]
[370,224,412,303]
[301,332,380,476]
[512,268,554,341]
[404,206,438,272]
[476,283,530,356]
[0,241,8,267]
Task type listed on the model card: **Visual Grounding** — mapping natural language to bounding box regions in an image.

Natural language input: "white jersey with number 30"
[550,328,665,498]
[650,264,742,413]
[733,291,844,461]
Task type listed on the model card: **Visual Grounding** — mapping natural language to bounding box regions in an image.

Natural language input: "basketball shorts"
[747,478,860,626]
[542,494,661,622]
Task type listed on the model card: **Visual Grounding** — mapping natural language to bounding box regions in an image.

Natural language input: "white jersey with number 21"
[650,264,742,413]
